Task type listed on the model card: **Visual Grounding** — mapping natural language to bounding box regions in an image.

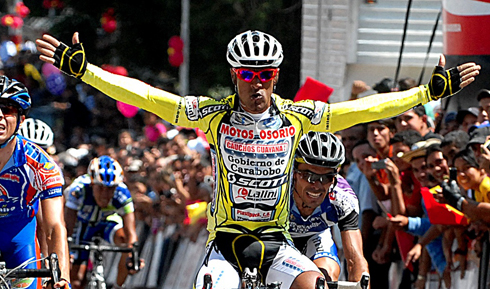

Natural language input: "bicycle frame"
[87,249,106,289]
[69,238,136,289]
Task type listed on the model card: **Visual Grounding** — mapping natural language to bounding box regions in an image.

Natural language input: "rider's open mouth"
[307,191,322,198]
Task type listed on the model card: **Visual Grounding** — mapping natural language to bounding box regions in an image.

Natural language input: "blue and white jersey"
[289,175,360,238]
[64,174,134,225]
[0,136,64,223]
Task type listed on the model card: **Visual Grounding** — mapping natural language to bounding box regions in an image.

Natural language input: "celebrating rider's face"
[231,67,278,114]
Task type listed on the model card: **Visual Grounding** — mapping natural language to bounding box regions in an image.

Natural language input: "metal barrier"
[101,220,208,289]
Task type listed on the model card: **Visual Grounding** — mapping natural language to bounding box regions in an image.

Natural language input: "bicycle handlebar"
[69,239,140,271]
[326,272,370,289]
[69,243,134,253]
[0,253,60,281]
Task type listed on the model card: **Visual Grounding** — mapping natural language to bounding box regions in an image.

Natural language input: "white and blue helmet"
[88,156,124,187]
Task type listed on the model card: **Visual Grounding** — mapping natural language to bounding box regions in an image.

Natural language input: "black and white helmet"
[226,30,283,68]
[18,118,54,149]
[295,131,345,168]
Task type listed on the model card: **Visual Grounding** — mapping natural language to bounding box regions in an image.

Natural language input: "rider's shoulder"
[71,174,92,187]
[333,175,357,198]
[16,136,60,171]
[114,182,132,196]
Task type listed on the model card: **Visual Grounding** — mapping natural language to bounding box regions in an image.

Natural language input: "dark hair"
[441,131,469,150]
[412,106,427,117]
[425,144,443,160]
[373,78,394,93]
[368,118,396,131]
[398,77,417,91]
[351,139,373,152]
[453,148,479,169]
[390,130,423,147]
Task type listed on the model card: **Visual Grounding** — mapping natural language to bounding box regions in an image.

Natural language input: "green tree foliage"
[44,0,302,98]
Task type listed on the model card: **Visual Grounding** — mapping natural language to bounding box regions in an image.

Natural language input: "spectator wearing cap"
[399,138,441,188]
[441,111,459,135]
[466,126,490,174]
[395,106,442,141]
[456,107,480,133]
[467,126,490,158]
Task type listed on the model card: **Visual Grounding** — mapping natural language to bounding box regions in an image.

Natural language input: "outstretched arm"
[36,33,210,129]
[329,55,480,132]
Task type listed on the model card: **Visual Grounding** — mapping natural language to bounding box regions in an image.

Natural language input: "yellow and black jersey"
[82,63,432,242]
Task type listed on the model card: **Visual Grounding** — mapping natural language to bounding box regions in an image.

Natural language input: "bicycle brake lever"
[203,274,212,289]
[125,243,139,272]
[48,253,61,284]
[132,242,139,271]
[315,276,325,289]
[360,272,370,289]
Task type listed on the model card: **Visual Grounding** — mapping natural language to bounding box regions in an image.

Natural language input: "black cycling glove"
[441,180,465,211]
[427,65,461,100]
[53,42,87,78]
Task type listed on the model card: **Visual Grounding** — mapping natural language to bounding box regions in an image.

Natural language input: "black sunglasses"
[295,169,337,185]
[0,103,19,116]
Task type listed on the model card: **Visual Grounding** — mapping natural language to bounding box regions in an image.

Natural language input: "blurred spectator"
[143,111,167,147]
[373,78,394,93]
[477,89,490,127]
[440,111,459,135]
[440,131,469,166]
[456,107,480,133]
[397,77,417,91]
[395,106,442,140]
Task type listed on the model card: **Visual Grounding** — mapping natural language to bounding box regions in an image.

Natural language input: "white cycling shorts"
[194,242,320,289]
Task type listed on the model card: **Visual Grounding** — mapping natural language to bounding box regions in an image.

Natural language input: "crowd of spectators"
[3,37,490,288]
[343,78,490,288]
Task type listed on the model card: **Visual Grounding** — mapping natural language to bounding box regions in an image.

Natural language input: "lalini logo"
[235,187,278,201]
[236,187,249,200]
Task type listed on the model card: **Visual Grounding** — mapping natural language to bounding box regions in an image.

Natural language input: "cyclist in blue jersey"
[64,156,142,289]
[18,118,56,262]
[290,132,369,284]
[0,76,70,289]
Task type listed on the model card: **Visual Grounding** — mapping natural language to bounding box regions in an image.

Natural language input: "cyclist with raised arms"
[290,132,369,285]
[0,76,70,289]
[36,30,480,289]
[64,156,142,289]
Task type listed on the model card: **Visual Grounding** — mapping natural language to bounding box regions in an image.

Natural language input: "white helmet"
[295,132,345,168]
[18,118,54,149]
[226,30,283,68]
